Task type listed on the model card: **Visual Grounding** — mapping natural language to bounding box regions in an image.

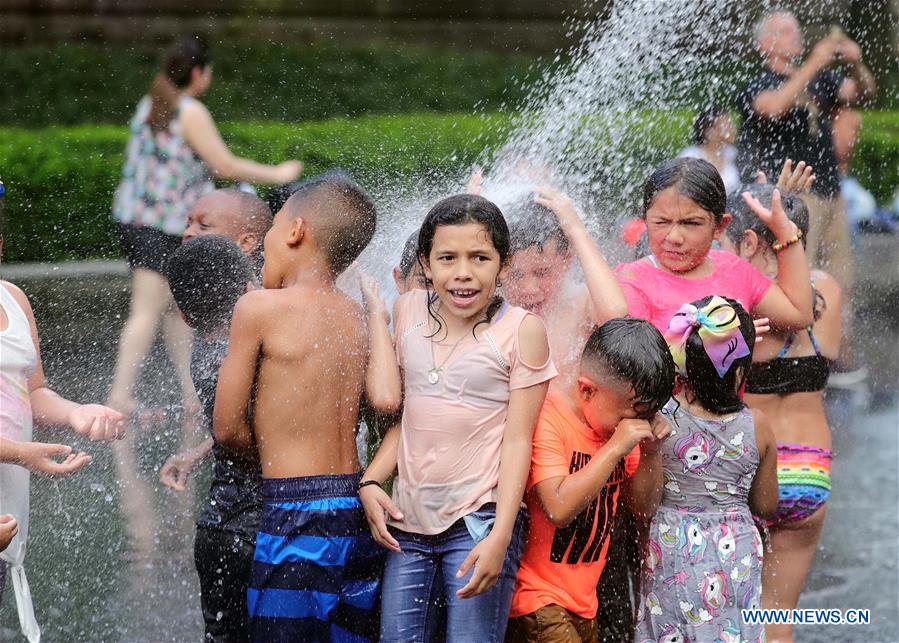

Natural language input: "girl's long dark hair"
[681,296,756,414]
[416,194,510,339]
[147,37,211,132]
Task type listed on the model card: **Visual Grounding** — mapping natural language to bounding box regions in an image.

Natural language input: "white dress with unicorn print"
[635,400,764,643]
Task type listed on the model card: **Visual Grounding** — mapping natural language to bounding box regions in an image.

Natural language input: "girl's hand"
[757,160,816,194]
[160,450,201,491]
[465,169,484,195]
[456,532,507,598]
[775,159,815,194]
[753,317,771,343]
[18,442,91,477]
[359,484,403,553]
[68,404,125,441]
[534,185,582,232]
[741,189,797,241]
[359,273,389,324]
[0,515,18,551]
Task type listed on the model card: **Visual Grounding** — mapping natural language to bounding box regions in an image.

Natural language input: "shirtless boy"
[213,176,400,642]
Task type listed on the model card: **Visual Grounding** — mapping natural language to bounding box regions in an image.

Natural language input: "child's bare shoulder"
[1,280,33,313]
[231,288,286,324]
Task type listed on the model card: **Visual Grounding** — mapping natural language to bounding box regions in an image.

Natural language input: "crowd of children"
[0,148,833,643]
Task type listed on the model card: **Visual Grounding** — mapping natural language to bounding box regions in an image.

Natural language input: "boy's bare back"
[228,284,367,479]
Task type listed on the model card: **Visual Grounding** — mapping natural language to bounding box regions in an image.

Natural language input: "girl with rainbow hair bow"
[633,296,779,643]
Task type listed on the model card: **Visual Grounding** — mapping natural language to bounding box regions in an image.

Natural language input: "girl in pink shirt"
[615,157,814,333]
[359,194,556,642]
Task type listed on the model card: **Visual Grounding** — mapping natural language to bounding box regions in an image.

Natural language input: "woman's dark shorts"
[117,222,182,275]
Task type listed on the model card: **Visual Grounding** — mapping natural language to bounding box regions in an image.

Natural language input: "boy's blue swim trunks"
[248,472,383,643]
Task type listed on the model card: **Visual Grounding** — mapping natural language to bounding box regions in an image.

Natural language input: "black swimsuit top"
[746,281,831,395]
[745,329,831,394]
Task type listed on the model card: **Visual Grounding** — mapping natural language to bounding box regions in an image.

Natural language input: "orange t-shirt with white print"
[510,392,640,620]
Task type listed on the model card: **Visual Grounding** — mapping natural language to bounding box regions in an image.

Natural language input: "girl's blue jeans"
[379,505,528,643]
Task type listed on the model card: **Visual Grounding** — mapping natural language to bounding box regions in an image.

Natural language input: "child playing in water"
[633,296,778,643]
[159,187,273,485]
[213,176,400,642]
[502,187,627,386]
[722,183,840,643]
[506,317,675,643]
[181,188,273,276]
[1,219,124,641]
[359,194,556,642]
[158,235,258,641]
[615,157,813,334]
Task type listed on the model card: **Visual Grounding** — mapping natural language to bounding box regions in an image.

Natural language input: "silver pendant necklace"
[428,332,466,385]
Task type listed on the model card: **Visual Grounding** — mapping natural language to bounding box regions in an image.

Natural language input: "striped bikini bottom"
[768,443,833,527]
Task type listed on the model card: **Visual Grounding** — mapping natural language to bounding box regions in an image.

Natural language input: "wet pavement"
[1,234,898,642]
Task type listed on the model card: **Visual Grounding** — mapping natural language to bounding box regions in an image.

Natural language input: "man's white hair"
[755,10,798,46]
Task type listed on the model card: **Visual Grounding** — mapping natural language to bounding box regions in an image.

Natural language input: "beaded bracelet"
[357,479,382,492]
[772,228,803,252]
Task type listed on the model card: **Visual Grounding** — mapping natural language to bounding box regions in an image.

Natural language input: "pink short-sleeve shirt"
[615,250,772,332]
[391,289,558,535]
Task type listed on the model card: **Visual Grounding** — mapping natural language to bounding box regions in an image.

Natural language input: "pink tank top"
[391,289,557,534]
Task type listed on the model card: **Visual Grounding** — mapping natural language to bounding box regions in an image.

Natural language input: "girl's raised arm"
[744,190,813,330]
[535,186,628,323]
[360,273,402,415]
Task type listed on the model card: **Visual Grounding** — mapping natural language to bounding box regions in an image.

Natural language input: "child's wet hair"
[507,199,570,255]
[725,183,809,248]
[283,176,377,274]
[581,318,675,419]
[680,296,755,414]
[398,232,419,279]
[166,235,253,334]
[417,194,510,264]
[643,157,726,223]
[417,194,510,337]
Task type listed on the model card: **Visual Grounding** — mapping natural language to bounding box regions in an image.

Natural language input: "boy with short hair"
[506,318,675,643]
[182,188,272,274]
[502,188,627,387]
[160,234,258,642]
[213,177,400,642]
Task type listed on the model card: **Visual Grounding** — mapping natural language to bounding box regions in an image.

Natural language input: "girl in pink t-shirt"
[359,194,557,642]
[615,157,814,333]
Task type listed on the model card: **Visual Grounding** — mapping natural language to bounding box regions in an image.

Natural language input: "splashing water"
[6,0,897,640]
[356,0,776,281]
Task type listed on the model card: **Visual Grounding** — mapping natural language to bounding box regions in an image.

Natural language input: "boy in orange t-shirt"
[507,318,676,642]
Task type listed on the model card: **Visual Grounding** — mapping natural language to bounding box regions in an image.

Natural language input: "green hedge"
[0,43,542,127]
[0,114,512,263]
[2,111,896,264]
